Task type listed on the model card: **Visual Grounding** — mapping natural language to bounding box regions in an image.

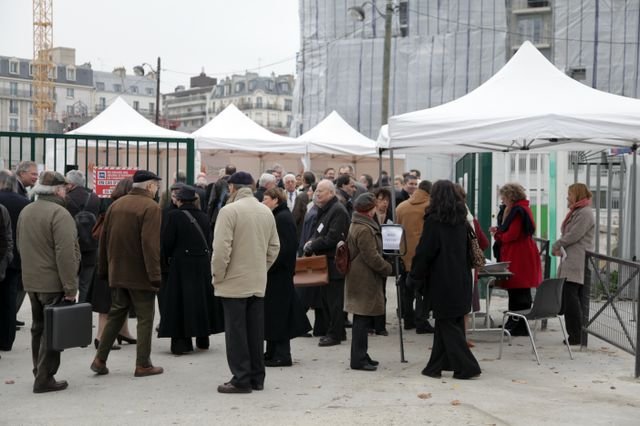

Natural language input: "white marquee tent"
[388,41,640,154]
[298,111,378,157]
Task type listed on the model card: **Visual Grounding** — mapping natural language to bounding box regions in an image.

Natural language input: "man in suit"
[291,171,315,240]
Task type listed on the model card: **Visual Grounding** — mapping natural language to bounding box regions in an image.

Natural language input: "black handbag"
[44,300,92,351]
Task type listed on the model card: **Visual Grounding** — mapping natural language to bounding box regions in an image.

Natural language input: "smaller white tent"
[298,111,378,157]
[67,97,190,139]
[193,104,305,154]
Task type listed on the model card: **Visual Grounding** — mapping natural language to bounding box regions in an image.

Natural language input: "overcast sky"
[0,0,300,92]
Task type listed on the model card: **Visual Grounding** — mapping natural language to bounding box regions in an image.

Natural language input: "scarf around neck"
[561,198,591,233]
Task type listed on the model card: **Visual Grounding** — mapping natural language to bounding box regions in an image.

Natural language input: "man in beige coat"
[17,171,80,393]
[396,180,434,334]
[212,171,280,394]
[90,170,163,378]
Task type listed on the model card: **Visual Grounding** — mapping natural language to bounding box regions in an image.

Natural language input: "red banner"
[93,167,137,198]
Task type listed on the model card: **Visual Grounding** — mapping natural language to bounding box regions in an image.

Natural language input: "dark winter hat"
[170,182,185,191]
[39,171,67,186]
[176,185,197,202]
[227,171,253,186]
[354,192,377,213]
[133,170,162,183]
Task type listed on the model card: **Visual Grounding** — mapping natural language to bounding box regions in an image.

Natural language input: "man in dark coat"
[65,169,100,303]
[0,170,30,350]
[291,171,315,240]
[206,164,235,238]
[303,180,350,347]
[262,188,311,366]
[395,174,418,205]
[159,185,224,355]
[335,174,356,218]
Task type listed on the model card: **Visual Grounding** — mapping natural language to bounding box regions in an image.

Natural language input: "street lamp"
[134,57,161,124]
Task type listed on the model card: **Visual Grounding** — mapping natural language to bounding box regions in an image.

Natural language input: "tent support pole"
[632,144,638,261]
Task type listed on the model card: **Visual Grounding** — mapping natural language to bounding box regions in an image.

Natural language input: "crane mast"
[33,0,54,132]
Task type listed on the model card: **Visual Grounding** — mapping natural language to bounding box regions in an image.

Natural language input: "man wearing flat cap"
[91,170,164,378]
[17,171,81,393]
[212,171,280,394]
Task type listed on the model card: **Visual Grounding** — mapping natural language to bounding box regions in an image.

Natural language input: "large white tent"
[388,41,640,154]
[298,111,378,157]
[193,104,304,154]
[67,97,190,139]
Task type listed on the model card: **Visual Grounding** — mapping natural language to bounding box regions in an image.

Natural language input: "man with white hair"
[64,169,100,303]
[254,173,276,202]
[283,173,298,211]
[302,179,350,347]
[17,171,81,393]
[15,160,38,199]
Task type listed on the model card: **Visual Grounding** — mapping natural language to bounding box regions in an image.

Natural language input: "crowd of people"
[0,160,595,394]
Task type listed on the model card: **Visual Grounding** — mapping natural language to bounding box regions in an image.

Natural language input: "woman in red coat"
[490,183,541,336]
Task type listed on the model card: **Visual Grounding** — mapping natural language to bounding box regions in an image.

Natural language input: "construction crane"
[32,0,54,132]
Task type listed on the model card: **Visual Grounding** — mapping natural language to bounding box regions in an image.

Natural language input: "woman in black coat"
[408,180,481,380]
[262,188,312,366]
[159,185,224,355]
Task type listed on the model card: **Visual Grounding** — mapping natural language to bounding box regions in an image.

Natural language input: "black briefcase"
[44,302,92,351]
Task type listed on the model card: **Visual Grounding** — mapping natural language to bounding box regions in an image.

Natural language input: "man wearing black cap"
[91,170,164,378]
[17,171,81,393]
[212,171,280,394]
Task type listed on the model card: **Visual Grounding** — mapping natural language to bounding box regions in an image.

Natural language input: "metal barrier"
[0,131,195,192]
[534,237,551,329]
[584,250,640,377]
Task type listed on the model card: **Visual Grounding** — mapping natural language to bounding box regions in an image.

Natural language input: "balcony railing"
[0,88,33,99]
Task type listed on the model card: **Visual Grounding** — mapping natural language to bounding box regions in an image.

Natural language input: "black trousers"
[221,297,265,389]
[400,272,430,329]
[29,292,64,386]
[350,314,372,368]
[321,279,345,341]
[423,316,481,378]
[561,281,586,344]
[507,288,532,311]
[0,268,19,350]
[77,257,96,304]
[265,339,291,362]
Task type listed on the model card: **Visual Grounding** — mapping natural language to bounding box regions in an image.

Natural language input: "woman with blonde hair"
[490,183,542,336]
[551,183,594,345]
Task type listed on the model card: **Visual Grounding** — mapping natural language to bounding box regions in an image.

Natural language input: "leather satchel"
[294,255,329,287]
[466,223,486,269]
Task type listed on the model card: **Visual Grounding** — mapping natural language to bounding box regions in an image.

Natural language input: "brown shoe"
[90,358,109,375]
[134,365,164,377]
[33,378,68,394]
[217,382,252,394]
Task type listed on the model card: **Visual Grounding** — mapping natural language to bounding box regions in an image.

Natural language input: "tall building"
[163,72,217,132]
[208,72,294,135]
[0,47,93,132]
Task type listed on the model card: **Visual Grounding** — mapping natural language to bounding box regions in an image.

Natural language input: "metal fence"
[584,250,640,377]
[0,131,195,193]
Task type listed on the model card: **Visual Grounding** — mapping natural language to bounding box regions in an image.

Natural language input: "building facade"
[93,68,158,125]
[0,47,93,133]
[208,72,294,135]
[162,72,217,132]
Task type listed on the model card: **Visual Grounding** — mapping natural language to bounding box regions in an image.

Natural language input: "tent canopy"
[297,111,378,156]
[193,104,305,154]
[388,41,640,154]
[68,97,190,139]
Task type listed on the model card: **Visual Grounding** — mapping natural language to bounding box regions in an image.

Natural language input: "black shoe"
[318,336,341,347]
[301,332,312,338]
[33,378,68,394]
[509,323,529,336]
[264,358,293,367]
[375,329,389,336]
[217,382,252,394]
[351,364,377,371]
[403,322,416,330]
[195,336,210,350]
[365,354,379,366]
[421,368,441,378]
[453,371,481,380]
[251,383,264,391]
[345,319,353,328]
[562,339,580,346]
[416,322,435,334]
[16,320,25,327]
[117,334,137,345]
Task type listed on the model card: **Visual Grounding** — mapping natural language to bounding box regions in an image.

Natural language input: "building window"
[248,80,257,91]
[9,59,19,74]
[133,101,140,111]
[279,82,290,92]
[99,97,106,107]
[130,86,138,94]
[96,82,105,91]
[284,99,292,111]
[66,88,74,98]
[29,84,33,97]
[9,118,18,131]
[66,67,76,81]
[113,84,122,92]
[28,63,34,76]
[66,105,74,115]
[235,82,245,93]
[9,100,18,114]
[287,115,293,127]
[149,102,155,112]
[48,66,57,79]
[146,87,154,95]
[256,97,263,108]
[10,82,18,96]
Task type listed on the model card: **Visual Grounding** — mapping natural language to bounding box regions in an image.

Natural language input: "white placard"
[381,225,403,252]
